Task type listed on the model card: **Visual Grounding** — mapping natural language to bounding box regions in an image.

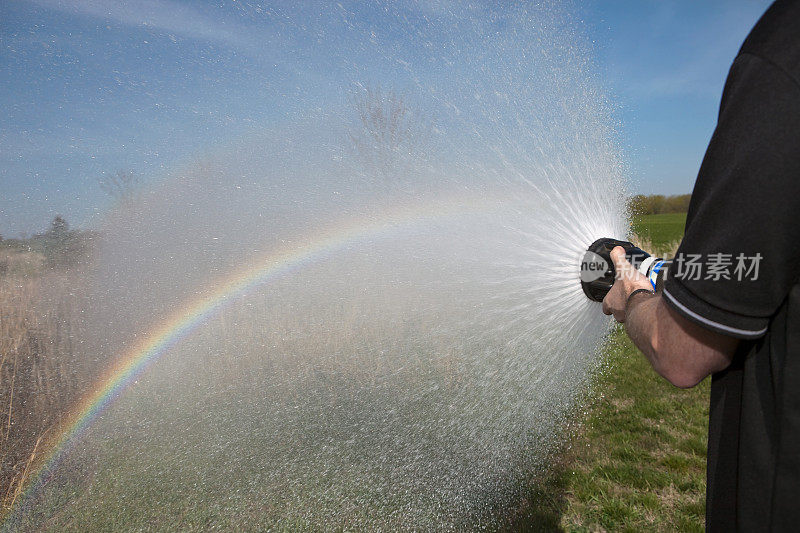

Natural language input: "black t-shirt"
[662,1,800,530]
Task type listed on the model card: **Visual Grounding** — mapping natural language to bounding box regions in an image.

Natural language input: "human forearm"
[624,291,660,364]
[625,293,685,386]
[625,294,737,388]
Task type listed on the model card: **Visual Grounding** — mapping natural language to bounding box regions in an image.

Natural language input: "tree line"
[1,216,97,272]
[628,194,691,215]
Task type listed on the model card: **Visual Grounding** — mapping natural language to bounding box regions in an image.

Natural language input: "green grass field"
[631,213,687,253]
[513,330,709,531]
[510,212,708,531]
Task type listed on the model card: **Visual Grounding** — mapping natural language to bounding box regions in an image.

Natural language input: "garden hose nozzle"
[580,238,667,302]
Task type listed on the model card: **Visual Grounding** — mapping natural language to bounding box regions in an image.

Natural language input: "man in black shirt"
[601,1,800,530]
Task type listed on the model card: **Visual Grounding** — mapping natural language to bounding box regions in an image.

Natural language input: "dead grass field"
[0,250,96,514]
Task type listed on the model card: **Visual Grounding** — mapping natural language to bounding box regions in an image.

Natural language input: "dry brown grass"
[0,258,96,515]
[0,253,474,521]
[0,248,45,278]
[629,234,681,259]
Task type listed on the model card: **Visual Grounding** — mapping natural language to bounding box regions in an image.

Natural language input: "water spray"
[580,238,668,302]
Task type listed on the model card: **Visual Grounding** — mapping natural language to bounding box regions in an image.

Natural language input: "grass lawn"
[513,330,710,531]
[510,211,707,531]
[631,213,687,253]
[562,331,709,532]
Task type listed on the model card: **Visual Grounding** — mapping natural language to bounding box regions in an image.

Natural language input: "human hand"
[601,246,654,323]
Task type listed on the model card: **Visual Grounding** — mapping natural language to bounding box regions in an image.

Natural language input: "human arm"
[601,53,800,387]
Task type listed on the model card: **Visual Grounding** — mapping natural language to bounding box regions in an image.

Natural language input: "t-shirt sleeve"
[663,53,800,339]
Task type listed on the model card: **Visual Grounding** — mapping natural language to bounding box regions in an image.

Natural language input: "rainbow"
[6,194,501,519]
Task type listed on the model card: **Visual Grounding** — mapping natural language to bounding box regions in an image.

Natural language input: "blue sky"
[584,0,772,196]
[0,0,773,236]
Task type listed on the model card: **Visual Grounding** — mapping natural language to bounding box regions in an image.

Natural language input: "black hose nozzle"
[580,238,666,302]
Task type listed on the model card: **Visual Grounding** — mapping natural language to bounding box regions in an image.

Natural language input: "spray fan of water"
[9,2,629,530]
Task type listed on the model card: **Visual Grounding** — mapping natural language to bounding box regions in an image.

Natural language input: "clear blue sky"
[0,0,773,237]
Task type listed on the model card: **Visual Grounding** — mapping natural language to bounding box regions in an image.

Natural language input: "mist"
[7,1,630,529]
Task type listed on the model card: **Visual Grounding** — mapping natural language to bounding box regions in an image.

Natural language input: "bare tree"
[349,85,431,192]
[46,215,69,240]
[98,170,141,201]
